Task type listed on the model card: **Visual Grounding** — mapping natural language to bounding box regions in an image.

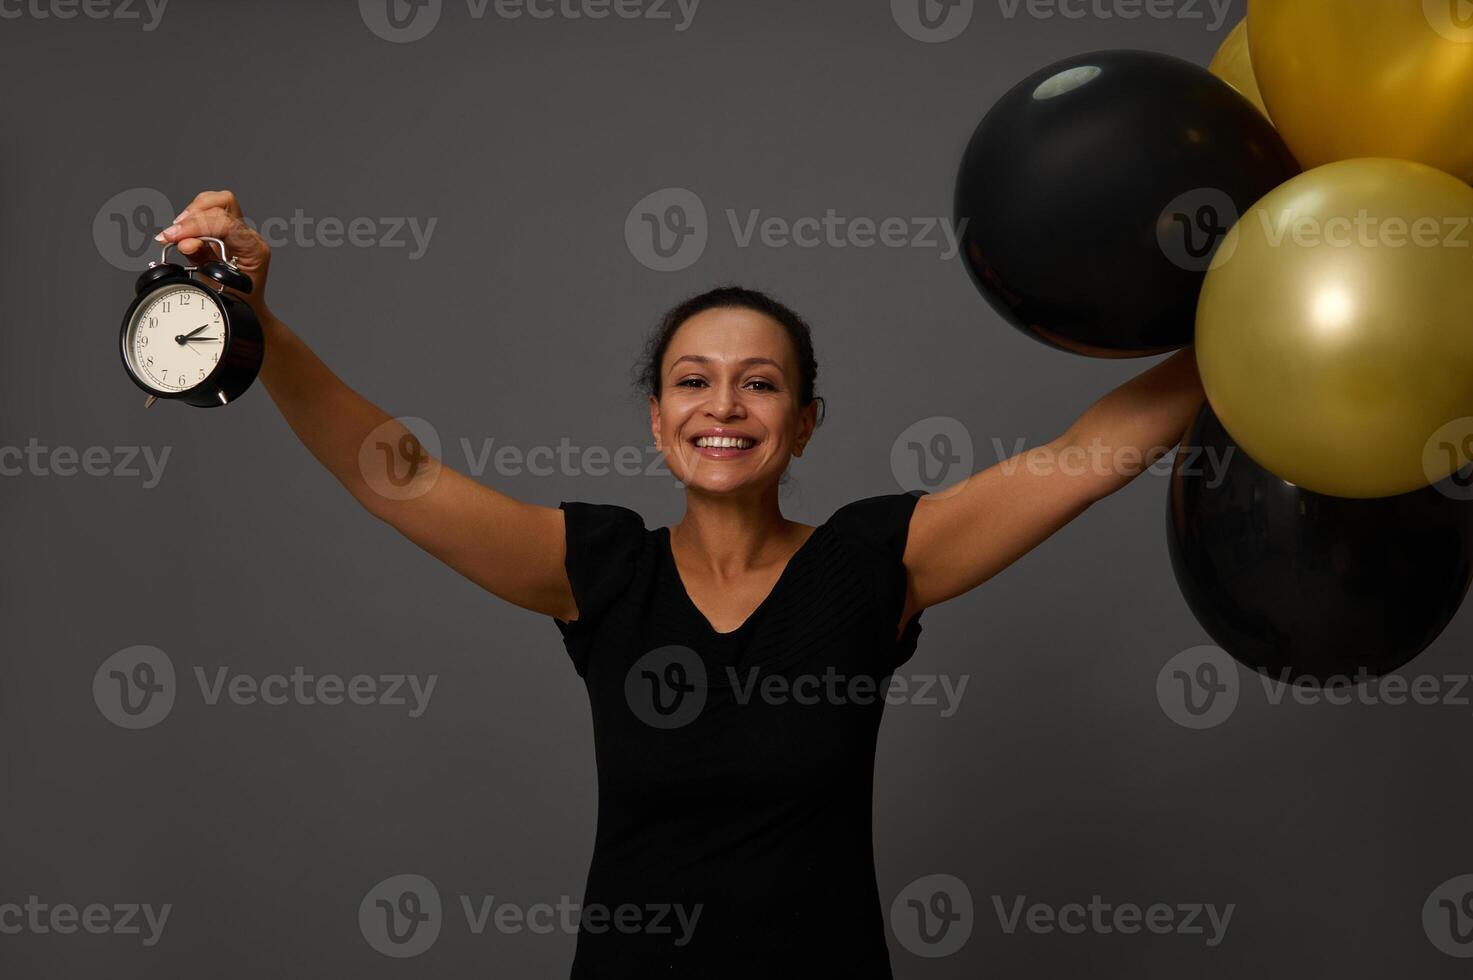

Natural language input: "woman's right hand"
[156,189,273,319]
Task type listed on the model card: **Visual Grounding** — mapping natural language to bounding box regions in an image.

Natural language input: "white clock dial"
[125,284,225,393]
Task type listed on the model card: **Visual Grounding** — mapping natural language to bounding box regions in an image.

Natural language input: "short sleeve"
[828,490,928,670]
[554,501,647,676]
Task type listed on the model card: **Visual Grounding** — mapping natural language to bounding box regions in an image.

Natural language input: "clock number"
[138,335,148,347]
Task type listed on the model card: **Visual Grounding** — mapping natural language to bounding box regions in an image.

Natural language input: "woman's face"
[650,307,817,497]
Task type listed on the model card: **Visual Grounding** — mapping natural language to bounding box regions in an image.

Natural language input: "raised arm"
[901,347,1205,620]
[160,191,577,621]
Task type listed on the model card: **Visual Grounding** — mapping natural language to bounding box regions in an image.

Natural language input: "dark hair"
[632,285,826,426]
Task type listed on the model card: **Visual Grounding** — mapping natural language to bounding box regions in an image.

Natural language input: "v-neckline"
[662,523,823,637]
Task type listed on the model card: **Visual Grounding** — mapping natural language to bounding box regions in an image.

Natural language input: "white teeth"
[695,436,755,449]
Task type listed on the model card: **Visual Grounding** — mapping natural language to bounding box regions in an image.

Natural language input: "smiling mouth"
[689,435,759,457]
[692,435,757,449]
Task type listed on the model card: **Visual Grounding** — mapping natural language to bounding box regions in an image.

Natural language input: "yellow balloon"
[1248,0,1473,182]
[1209,18,1268,118]
[1196,158,1473,499]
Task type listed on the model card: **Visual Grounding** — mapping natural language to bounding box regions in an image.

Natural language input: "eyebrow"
[668,355,787,377]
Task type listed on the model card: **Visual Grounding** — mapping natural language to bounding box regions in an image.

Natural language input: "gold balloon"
[1196,158,1473,499]
[1248,0,1473,182]
[1209,18,1268,118]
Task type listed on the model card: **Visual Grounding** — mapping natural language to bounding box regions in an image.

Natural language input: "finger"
[159,207,238,260]
[173,189,242,224]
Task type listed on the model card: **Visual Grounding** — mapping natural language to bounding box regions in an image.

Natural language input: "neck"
[670,487,808,577]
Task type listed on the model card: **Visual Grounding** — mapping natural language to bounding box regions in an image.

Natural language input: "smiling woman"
[156,192,1207,979]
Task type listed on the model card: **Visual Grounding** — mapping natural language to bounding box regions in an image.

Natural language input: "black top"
[552,491,927,979]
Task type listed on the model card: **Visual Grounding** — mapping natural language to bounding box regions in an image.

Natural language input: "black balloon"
[954,50,1299,357]
[1167,403,1473,684]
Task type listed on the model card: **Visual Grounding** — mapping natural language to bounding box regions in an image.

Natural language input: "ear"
[648,395,662,449]
[794,399,819,456]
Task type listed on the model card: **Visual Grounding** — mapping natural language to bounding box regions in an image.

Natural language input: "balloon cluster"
[954,6,1473,684]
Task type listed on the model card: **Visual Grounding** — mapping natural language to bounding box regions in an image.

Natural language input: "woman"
[157,190,1206,977]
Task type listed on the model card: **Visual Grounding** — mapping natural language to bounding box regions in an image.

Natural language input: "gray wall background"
[3,0,1471,976]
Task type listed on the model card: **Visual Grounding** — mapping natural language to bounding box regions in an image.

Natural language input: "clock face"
[124,283,226,393]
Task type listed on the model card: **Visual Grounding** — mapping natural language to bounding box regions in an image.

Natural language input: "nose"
[706,380,746,420]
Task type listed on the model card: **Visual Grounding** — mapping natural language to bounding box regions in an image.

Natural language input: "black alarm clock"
[119,237,264,408]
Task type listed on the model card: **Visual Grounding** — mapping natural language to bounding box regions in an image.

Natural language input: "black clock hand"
[181,337,221,343]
